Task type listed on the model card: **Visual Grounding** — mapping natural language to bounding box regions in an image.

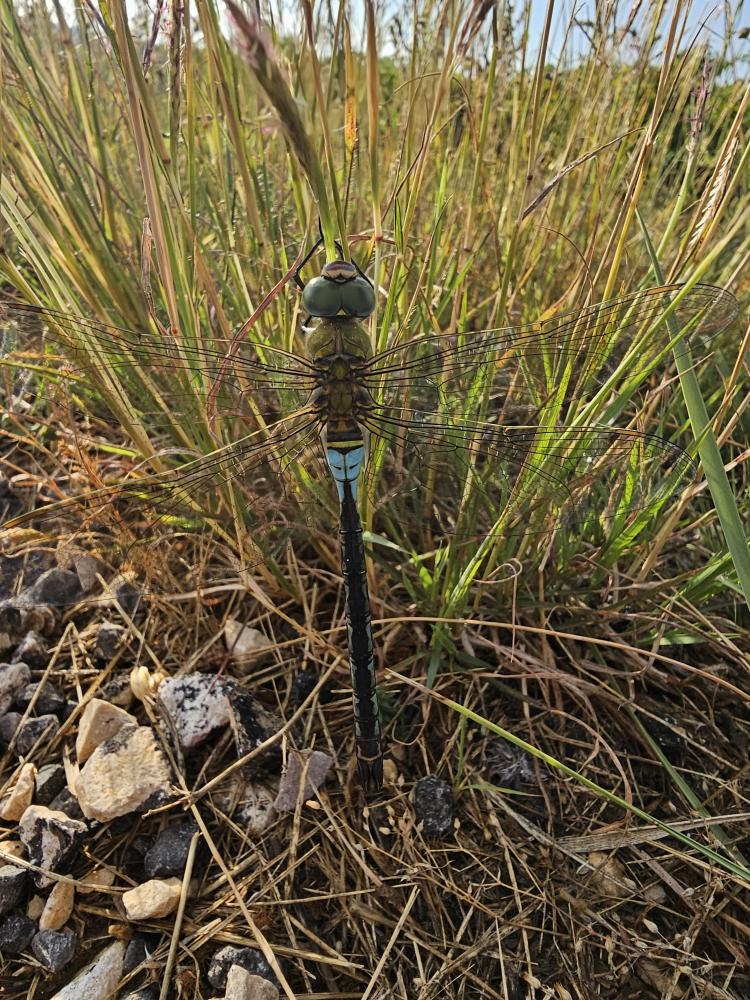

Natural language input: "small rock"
[75,724,173,821]
[0,711,21,744]
[15,714,60,756]
[0,661,31,713]
[78,867,116,894]
[100,673,134,709]
[94,623,126,661]
[32,926,76,971]
[226,966,280,1000]
[0,864,27,915]
[226,688,283,777]
[158,674,229,750]
[39,878,75,930]
[48,939,125,1000]
[223,619,274,671]
[76,698,137,763]
[274,751,332,812]
[12,632,47,668]
[27,894,45,919]
[22,569,83,609]
[0,912,37,953]
[413,775,453,837]
[72,554,103,593]
[216,780,276,836]
[17,680,66,716]
[49,787,85,820]
[122,934,149,975]
[122,877,182,920]
[18,805,87,888]
[143,820,198,879]
[0,761,36,820]
[0,839,25,859]
[208,946,283,990]
[35,763,67,805]
[291,669,334,706]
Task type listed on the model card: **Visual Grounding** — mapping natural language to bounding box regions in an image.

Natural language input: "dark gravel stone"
[49,787,85,821]
[143,820,199,879]
[0,712,22,744]
[291,669,334,706]
[114,582,143,617]
[122,835,152,878]
[0,606,23,636]
[0,864,27,915]
[32,927,76,971]
[226,687,283,777]
[35,763,67,806]
[95,623,127,661]
[16,681,66,717]
[15,714,59,755]
[122,935,150,976]
[413,775,453,837]
[11,632,47,669]
[0,913,37,954]
[22,569,83,609]
[207,945,284,990]
[0,661,31,713]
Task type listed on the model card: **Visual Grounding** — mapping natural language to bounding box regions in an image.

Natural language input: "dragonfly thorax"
[305,316,373,363]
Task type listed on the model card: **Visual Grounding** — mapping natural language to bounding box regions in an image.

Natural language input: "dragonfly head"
[301,259,376,319]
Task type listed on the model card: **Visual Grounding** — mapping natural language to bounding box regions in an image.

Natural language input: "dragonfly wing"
[361,283,738,417]
[361,407,696,541]
[1,410,326,607]
[0,297,318,423]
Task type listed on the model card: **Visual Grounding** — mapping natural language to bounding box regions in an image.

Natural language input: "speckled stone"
[0,913,37,954]
[0,864,27,915]
[413,774,453,837]
[32,926,76,971]
[158,674,229,750]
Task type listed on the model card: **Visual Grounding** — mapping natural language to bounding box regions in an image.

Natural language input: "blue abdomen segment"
[326,445,366,502]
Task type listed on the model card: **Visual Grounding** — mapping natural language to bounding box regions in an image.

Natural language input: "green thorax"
[305,317,373,365]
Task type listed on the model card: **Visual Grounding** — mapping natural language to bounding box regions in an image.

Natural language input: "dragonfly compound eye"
[340,277,376,318]
[302,275,343,317]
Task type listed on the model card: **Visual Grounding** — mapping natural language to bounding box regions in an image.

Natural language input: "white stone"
[75,698,137,763]
[49,940,125,1000]
[77,867,116,894]
[226,965,280,1000]
[224,619,274,671]
[0,762,36,820]
[158,674,229,749]
[122,877,182,920]
[40,878,75,930]
[75,725,172,821]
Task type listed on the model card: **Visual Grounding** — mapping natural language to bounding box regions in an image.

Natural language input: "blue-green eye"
[341,277,376,318]
[302,276,342,317]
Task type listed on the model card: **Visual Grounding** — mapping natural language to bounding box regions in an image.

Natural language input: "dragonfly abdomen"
[326,433,383,794]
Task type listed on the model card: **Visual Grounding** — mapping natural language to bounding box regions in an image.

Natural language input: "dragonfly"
[0,258,738,793]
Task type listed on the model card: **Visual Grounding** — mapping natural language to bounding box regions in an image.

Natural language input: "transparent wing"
[361,283,738,419]
[1,410,328,608]
[361,407,696,549]
[0,297,317,425]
